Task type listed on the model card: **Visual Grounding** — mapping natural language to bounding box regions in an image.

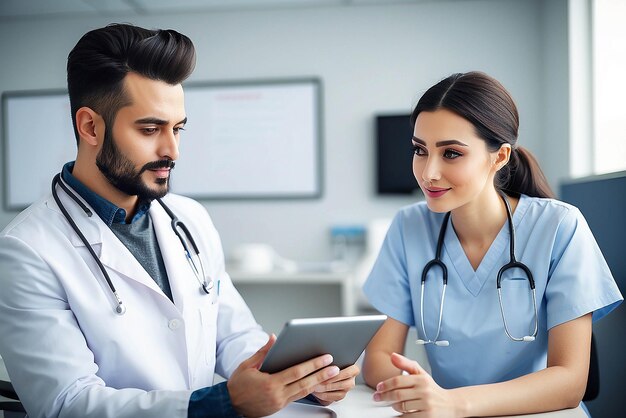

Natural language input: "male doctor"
[0,23,357,418]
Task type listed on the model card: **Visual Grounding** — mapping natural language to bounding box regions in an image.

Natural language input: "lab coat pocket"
[199,303,219,366]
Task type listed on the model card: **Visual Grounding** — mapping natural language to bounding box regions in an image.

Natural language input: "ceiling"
[0,0,438,20]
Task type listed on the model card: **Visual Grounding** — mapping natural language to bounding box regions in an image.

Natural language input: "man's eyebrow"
[135,117,167,125]
[412,137,468,147]
[134,117,187,126]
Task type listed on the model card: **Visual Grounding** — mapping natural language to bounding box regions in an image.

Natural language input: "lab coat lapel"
[150,199,197,314]
[46,187,166,297]
[97,225,165,297]
[45,186,104,249]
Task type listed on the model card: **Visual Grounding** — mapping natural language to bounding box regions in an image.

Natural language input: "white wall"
[540,0,572,188]
[0,0,569,263]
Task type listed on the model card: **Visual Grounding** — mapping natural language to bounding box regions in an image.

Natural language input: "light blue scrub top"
[363,194,623,389]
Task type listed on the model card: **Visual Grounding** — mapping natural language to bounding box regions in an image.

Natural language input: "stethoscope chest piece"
[115,302,127,315]
[201,278,213,295]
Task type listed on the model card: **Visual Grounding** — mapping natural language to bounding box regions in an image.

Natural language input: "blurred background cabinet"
[230,269,357,335]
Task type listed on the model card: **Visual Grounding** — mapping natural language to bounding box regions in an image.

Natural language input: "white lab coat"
[0,187,268,418]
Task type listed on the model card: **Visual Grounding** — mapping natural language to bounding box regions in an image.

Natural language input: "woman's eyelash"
[412,144,426,155]
[411,143,463,159]
[443,149,463,159]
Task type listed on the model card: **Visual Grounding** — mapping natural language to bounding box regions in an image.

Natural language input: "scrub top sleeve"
[363,212,415,326]
[545,207,623,329]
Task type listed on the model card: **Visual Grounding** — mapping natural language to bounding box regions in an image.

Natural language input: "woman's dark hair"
[410,71,554,199]
[67,23,196,145]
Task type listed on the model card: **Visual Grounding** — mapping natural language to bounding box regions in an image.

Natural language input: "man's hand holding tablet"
[228,315,386,416]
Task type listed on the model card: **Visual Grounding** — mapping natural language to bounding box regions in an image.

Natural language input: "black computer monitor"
[560,171,626,289]
[375,114,420,195]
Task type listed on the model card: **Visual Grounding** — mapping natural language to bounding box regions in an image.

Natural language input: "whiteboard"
[2,79,322,210]
[2,90,76,210]
[174,79,321,199]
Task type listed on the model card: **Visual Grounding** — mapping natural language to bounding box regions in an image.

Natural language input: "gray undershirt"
[110,214,174,302]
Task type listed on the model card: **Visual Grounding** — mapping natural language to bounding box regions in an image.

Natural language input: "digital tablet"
[260,314,387,374]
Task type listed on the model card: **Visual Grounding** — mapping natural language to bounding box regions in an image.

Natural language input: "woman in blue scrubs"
[362,71,622,417]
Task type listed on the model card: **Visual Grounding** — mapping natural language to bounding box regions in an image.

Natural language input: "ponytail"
[498,146,554,199]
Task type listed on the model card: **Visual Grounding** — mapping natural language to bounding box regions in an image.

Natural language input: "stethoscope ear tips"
[416,339,427,345]
[116,303,126,315]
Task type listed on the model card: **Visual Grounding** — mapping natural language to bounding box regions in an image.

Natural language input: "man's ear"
[75,107,103,147]
[493,144,512,171]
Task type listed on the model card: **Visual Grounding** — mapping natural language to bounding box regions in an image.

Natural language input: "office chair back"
[583,333,600,402]
[0,379,26,416]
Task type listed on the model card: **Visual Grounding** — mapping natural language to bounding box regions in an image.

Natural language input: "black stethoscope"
[51,173,215,315]
[416,192,538,346]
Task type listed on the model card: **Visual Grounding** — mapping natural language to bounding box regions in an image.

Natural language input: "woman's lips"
[423,187,450,198]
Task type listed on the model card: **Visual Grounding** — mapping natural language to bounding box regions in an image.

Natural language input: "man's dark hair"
[67,23,196,145]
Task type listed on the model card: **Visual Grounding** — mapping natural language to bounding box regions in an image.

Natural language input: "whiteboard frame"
[2,78,323,211]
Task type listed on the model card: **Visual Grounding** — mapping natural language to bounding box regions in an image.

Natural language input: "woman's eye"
[443,149,462,159]
[412,144,427,156]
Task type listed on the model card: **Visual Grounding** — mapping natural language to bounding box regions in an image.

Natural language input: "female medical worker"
[362,71,622,417]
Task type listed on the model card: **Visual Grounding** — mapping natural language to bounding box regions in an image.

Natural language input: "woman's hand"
[310,363,360,405]
[372,353,465,417]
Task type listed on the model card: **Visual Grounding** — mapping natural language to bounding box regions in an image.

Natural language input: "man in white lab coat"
[0,23,357,418]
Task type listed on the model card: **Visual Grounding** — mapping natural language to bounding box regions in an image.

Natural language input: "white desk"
[0,358,587,418]
[228,268,356,335]
[269,385,588,418]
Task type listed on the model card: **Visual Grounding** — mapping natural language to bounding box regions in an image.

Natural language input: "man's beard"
[96,129,175,201]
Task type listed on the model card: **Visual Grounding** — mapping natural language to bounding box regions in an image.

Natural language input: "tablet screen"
[260,315,386,373]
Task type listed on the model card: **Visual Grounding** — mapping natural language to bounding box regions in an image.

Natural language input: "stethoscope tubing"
[156,197,212,295]
[51,174,211,315]
[417,191,539,346]
[52,174,127,314]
